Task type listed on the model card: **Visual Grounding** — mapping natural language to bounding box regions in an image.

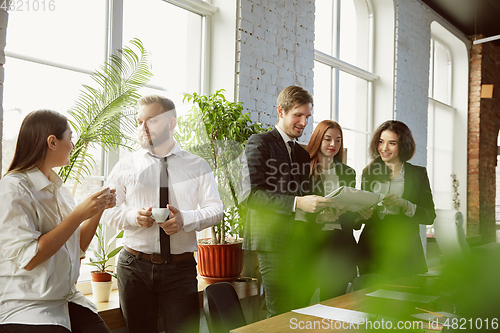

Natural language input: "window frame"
[2,0,216,293]
[83,0,216,288]
[313,0,378,177]
[426,22,469,226]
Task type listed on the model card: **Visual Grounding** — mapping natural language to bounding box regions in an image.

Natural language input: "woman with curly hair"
[358,120,436,279]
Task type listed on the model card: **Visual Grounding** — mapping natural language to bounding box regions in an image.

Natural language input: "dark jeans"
[0,302,110,333]
[117,249,199,333]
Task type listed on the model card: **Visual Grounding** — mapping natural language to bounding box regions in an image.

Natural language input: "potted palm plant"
[58,38,152,193]
[176,89,267,281]
[58,38,152,299]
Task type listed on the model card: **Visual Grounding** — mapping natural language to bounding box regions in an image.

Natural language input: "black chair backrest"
[203,282,247,333]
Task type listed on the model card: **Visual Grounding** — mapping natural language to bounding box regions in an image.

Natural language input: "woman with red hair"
[306,120,373,300]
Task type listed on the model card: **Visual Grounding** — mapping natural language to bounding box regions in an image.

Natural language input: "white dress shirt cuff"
[18,240,38,270]
[126,209,139,228]
[295,208,307,222]
[404,201,417,217]
[180,210,195,232]
[293,196,298,212]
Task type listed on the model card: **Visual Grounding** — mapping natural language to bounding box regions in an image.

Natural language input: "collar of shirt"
[141,139,183,160]
[26,168,62,193]
[322,161,338,174]
[275,125,296,159]
[275,125,294,146]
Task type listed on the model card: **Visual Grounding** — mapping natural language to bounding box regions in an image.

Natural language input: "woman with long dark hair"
[0,110,115,333]
[358,120,436,279]
[306,120,373,300]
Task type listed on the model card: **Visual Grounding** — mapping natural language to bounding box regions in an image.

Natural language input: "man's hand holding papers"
[317,206,348,223]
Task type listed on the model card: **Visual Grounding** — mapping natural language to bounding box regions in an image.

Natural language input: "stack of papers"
[324,186,384,212]
[365,289,439,303]
[292,304,374,323]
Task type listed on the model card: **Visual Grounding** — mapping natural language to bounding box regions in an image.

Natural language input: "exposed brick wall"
[236,0,315,139]
[468,37,500,242]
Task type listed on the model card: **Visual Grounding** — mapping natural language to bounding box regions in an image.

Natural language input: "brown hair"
[138,95,176,117]
[363,120,416,184]
[368,120,415,162]
[276,85,313,114]
[7,110,68,174]
[306,120,344,177]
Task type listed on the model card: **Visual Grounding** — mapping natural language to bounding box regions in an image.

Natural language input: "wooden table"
[86,276,259,330]
[231,275,448,332]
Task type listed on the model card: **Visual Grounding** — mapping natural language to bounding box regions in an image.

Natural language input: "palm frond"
[59,38,152,183]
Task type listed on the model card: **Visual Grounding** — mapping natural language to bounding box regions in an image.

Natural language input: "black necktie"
[288,141,303,196]
[160,157,171,262]
[288,141,298,164]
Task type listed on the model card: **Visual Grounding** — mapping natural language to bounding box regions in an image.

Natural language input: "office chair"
[203,282,247,333]
[349,274,388,292]
[433,209,470,262]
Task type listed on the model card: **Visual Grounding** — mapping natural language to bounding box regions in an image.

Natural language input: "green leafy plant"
[86,224,124,278]
[175,89,268,244]
[58,38,153,196]
[58,38,152,277]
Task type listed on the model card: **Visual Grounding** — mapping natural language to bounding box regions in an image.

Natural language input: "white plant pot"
[91,281,113,303]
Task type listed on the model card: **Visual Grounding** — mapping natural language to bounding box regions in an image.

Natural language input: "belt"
[124,246,193,264]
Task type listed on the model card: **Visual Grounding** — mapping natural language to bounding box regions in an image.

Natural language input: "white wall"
[392,0,469,169]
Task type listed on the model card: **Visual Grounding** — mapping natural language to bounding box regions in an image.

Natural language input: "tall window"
[2,0,213,284]
[313,0,378,175]
[427,21,468,219]
[427,36,454,210]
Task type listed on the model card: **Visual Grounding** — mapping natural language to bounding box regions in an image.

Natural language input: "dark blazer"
[243,128,312,252]
[358,159,436,278]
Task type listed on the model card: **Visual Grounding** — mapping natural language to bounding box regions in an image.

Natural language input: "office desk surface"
[231,276,446,333]
[86,277,259,330]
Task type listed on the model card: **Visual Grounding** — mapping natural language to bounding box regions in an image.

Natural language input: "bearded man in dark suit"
[243,85,333,317]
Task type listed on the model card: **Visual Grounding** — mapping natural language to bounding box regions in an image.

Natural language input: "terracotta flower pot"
[90,271,113,303]
[90,271,112,282]
[197,239,243,283]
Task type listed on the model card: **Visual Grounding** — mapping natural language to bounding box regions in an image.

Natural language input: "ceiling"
[421,0,500,45]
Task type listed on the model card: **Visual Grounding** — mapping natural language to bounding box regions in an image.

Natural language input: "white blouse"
[375,164,416,219]
[0,168,96,330]
[320,164,342,230]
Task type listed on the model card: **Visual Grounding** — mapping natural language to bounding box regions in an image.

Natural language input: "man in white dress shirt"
[101,95,223,333]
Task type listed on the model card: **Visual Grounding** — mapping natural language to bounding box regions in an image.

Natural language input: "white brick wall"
[236,0,315,138]
[394,0,433,166]
[236,0,452,160]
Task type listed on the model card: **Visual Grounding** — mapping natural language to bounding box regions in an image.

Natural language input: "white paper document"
[324,186,384,212]
[292,304,375,323]
[411,311,460,323]
[365,289,439,303]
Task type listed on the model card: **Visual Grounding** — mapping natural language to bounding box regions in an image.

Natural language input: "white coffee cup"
[90,187,111,198]
[151,208,170,222]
